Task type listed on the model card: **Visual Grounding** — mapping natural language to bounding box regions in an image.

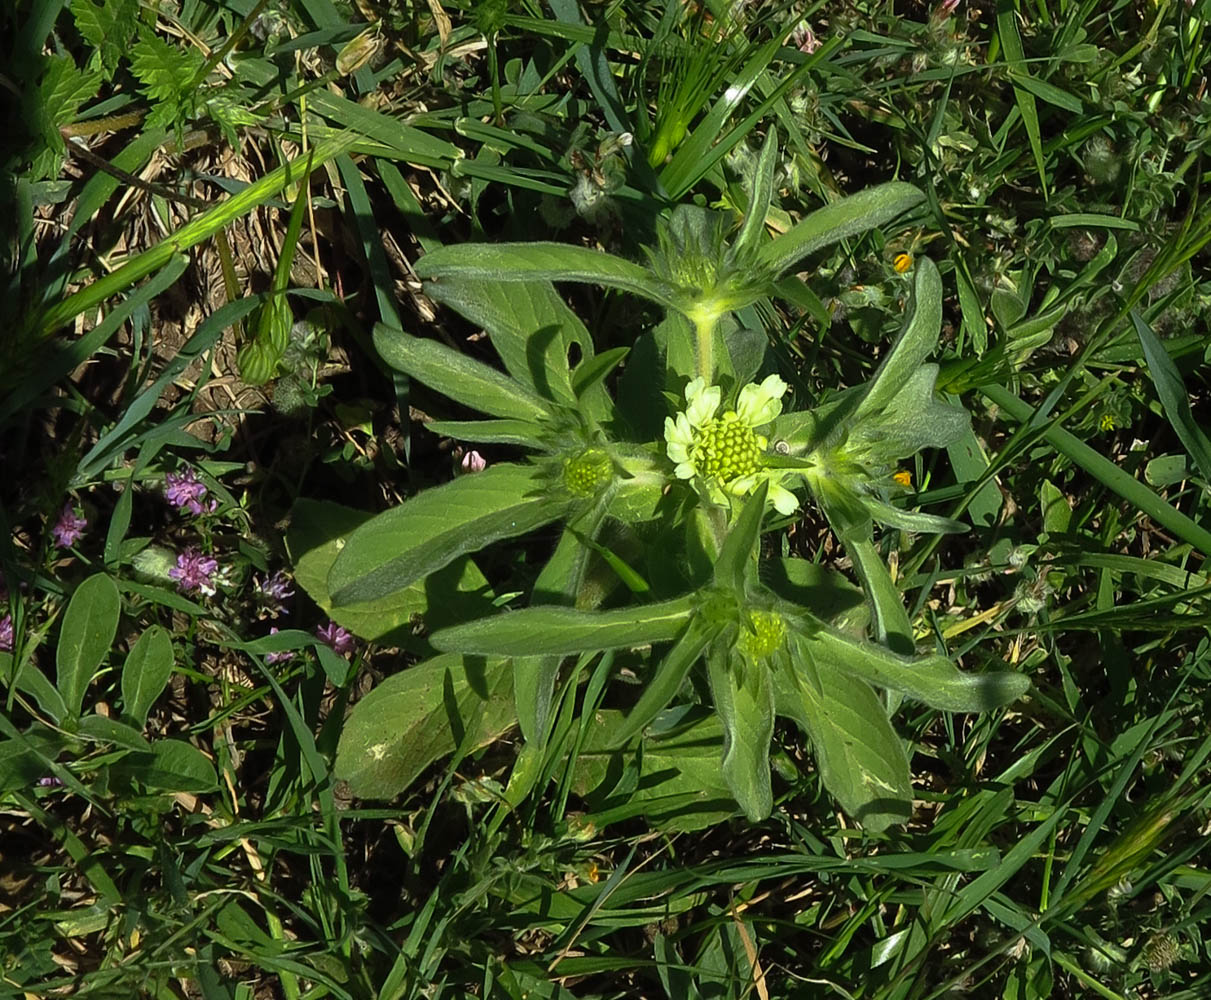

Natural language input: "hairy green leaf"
[431,596,696,657]
[328,464,566,606]
[334,654,514,799]
[373,324,553,421]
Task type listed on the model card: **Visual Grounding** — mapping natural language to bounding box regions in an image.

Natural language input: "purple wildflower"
[164,467,214,516]
[265,626,293,664]
[460,450,487,474]
[257,570,295,611]
[52,504,88,549]
[38,776,64,788]
[316,621,356,657]
[0,614,12,652]
[169,547,220,595]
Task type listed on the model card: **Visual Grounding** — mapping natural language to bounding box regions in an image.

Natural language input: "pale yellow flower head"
[663,375,799,515]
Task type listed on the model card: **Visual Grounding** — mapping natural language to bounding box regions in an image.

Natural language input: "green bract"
[291,136,1031,830]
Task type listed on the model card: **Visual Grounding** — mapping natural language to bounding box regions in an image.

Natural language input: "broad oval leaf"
[120,739,219,792]
[121,625,174,729]
[334,654,514,799]
[56,573,121,719]
[289,499,496,647]
[328,464,567,606]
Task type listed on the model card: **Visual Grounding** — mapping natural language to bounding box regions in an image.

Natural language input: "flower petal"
[686,383,721,426]
[736,374,788,426]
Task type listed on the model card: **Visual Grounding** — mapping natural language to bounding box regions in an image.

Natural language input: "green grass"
[2,0,1210,996]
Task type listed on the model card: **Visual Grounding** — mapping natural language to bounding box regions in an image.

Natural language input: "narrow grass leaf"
[1132,309,1211,481]
[983,383,1211,556]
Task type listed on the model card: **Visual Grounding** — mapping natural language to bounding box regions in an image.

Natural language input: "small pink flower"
[52,504,87,549]
[265,626,293,664]
[169,547,220,595]
[0,614,12,652]
[316,621,356,657]
[164,467,215,516]
[460,450,487,474]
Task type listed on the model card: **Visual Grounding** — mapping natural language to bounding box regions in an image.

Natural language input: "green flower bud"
[563,449,613,498]
[739,610,787,659]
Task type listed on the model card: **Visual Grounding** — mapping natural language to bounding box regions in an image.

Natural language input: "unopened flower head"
[316,621,356,657]
[52,504,87,549]
[460,450,487,474]
[664,375,800,514]
[164,467,215,516]
[169,548,219,596]
[562,448,613,498]
[738,610,787,659]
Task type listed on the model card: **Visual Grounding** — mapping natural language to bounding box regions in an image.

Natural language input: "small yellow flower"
[664,376,800,514]
[893,469,913,487]
[1099,413,1116,432]
[893,253,914,273]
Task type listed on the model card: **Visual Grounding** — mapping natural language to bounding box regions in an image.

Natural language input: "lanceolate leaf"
[730,127,778,261]
[855,258,943,420]
[806,626,1031,712]
[422,276,588,406]
[431,595,697,657]
[757,182,926,279]
[614,621,718,747]
[707,646,774,821]
[776,646,912,832]
[373,324,552,421]
[424,419,546,448]
[329,464,566,606]
[713,481,768,593]
[415,243,675,307]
